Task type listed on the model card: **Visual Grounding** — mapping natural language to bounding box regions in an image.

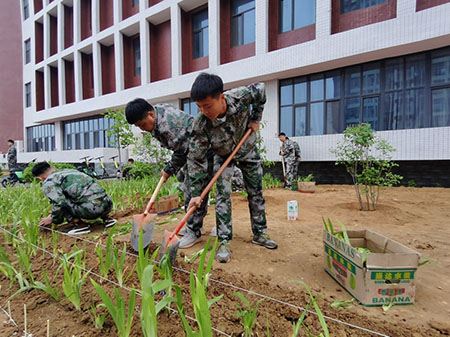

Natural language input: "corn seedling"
[91,279,136,337]
[184,248,205,264]
[234,292,263,337]
[291,280,329,337]
[96,224,116,279]
[139,264,176,337]
[155,250,175,313]
[0,245,17,287]
[113,243,134,287]
[136,228,159,284]
[30,269,61,301]
[175,239,223,337]
[61,248,88,311]
[330,298,354,309]
[51,229,60,257]
[15,241,34,283]
[90,302,106,330]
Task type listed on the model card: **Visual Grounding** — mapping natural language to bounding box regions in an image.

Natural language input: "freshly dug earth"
[1,185,450,336]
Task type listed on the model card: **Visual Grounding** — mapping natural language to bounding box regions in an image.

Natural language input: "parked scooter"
[94,156,110,179]
[1,158,37,188]
[77,156,98,179]
[109,155,121,178]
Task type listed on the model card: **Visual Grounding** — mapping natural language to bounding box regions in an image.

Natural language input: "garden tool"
[160,128,253,264]
[281,154,287,188]
[130,176,165,251]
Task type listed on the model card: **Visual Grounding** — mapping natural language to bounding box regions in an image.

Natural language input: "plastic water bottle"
[287,200,298,220]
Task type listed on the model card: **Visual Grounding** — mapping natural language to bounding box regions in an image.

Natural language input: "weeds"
[234,292,263,337]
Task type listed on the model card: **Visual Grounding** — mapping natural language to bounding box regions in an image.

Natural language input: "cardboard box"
[323,229,420,306]
[150,195,179,215]
[298,181,316,193]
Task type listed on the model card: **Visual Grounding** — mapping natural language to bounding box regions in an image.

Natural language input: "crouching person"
[32,161,117,235]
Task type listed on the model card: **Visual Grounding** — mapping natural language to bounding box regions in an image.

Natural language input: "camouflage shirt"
[151,104,194,176]
[7,145,17,169]
[187,83,266,196]
[42,169,108,224]
[281,138,298,160]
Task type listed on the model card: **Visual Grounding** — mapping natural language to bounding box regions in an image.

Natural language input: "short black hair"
[8,139,14,143]
[191,73,223,101]
[32,161,51,177]
[125,98,154,124]
[279,132,286,137]
[128,158,134,163]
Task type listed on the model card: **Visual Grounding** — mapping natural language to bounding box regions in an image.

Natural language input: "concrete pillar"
[255,0,268,55]
[171,4,181,77]
[209,0,220,69]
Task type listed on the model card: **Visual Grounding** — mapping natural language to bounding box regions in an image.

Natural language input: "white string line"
[0,303,33,337]
[0,226,232,337]
[39,225,390,337]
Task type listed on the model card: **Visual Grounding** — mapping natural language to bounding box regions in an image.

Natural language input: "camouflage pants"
[215,148,267,241]
[285,157,298,188]
[177,154,214,237]
[62,195,113,222]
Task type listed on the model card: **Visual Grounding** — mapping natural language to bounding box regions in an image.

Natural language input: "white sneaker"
[179,226,205,236]
[178,230,202,249]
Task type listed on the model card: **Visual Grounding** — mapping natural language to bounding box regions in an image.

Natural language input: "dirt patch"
[1,185,450,336]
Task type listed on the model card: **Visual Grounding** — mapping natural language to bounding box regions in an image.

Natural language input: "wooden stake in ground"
[24,304,27,334]
[47,319,50,337]
[7,300,11,319]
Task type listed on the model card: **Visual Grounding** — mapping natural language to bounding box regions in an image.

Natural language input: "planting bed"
[1,185,450,336]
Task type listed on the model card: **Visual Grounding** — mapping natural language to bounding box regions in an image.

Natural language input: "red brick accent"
[181,6,209,74]
[100,0,113,31]
[331,0,396,34]
[64,60,75,104]
[80,0,92,41]
[101,45,116,95]
[81,52,94,99]
[50,66,59,107]
[416,0,450,11]
[123,34,141,89]
[50,15,57,56]
[64,5,73,49]
[35,71,45,111]
[220,0,255,65]
[35,22,43,63]
[149,0,163,7]
[34,0,42,14]
[122,0,139,21]
[150,20,172,82]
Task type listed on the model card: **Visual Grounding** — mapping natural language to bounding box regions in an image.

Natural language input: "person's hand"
[281,151,285,156]
[188,197,202,211]
[39,215,52,227]
[161,170,171,182]
[248,120,260,132]
[297,157,302,162]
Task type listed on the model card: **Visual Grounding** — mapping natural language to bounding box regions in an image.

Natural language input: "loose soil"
[1,185,450,336]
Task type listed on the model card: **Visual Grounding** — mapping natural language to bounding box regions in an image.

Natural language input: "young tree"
[103,108,136,171]
[330,123,402,211]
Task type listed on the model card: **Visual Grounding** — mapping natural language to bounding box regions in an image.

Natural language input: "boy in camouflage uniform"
[125,98,213,248]
[187,73,278,263]
[32,162,116,235]
[7,139,17,170]
[279,133,301,188]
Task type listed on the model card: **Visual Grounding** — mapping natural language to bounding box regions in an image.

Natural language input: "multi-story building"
[19,0,450,185]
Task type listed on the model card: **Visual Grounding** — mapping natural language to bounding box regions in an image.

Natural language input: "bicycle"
[94,156,110,179]
[77,156,98,179]
[1,158,37,188]
[109,155,121,178]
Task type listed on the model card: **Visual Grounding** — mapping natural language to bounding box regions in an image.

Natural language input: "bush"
[23,162,76,183]
[124,161,158,180]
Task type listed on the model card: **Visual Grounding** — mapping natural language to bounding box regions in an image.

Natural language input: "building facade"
[0,1,23,154]
[19,0,450,183]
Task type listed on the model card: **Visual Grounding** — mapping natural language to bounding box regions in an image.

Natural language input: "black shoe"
[104,218,117,228]
[64,224,91,235]
[252,234,278,249]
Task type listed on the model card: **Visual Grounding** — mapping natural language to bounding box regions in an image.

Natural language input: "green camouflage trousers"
[62,195,113,222]
[285,157,298,187]
[214,148,267,241]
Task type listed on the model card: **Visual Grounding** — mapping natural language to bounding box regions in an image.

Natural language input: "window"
[133,37,141,76]
[279,47,450,136]
[132,0,139,7]
[182,98,199,117]
[279,0,316,33]
[231,0,255,47]
[25,82,31,107]
[23,0,29,20]
[193,9,208,59]
[63,116,116,150]
[27,124,55,152]
[24,39,31,64]
[341,0,388,14]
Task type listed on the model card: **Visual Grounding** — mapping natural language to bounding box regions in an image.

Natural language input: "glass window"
[405,89,425,129]
[25,82,31,107]
[345,68,360,96]
[326,101,340,134]
[385,59,403,91]
[24,39,31,64]
[432,88,450,127]
[280,81,293,105]
[280,106,293,136]
[279,0,315,33]
[383,92,403,130]
[26,124,55,152]
[310,76,324,101]
[326,73,341,99]
[193,9,209,59]
[431,54,450,86]
[133,37,141,77]
[341,0,388,14]
[344,98,360,128]
[231,0,255,47]
[362,64,380,94]
[362,97,379,129]
[295,106,307,136]
[63,116,115,150]
[294,79,307,103]
[310,102,324,135]
[405,55,425,89]
[23,0,29,20]
[132,0,139,7]
[181,98,199,117]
